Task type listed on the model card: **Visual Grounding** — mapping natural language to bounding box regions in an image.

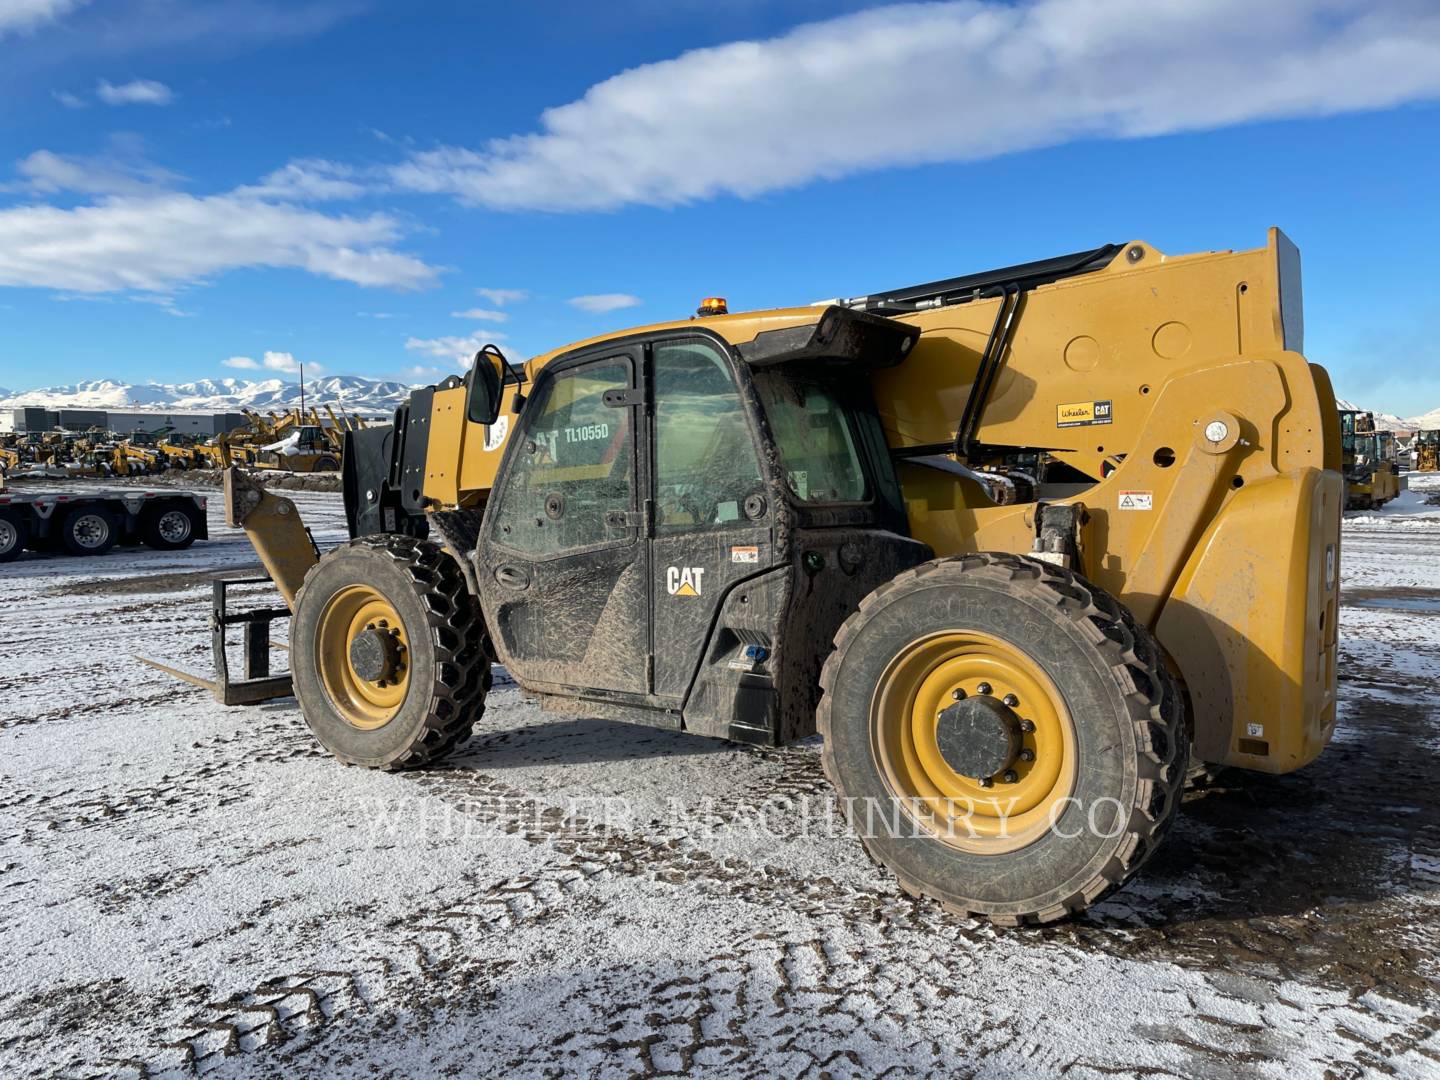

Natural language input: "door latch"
[494,564,530,590]
[603,387,645,408]
[605,509,646,529]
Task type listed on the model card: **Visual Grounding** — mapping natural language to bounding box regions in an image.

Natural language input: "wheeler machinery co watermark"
[360,793,1138,844]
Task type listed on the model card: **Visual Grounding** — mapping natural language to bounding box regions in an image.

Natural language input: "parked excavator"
[156,228,1340,924]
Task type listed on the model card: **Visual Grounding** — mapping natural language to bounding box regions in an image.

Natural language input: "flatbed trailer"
[0,488,209,562]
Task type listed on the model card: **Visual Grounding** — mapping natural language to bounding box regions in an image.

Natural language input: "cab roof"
[525,306,826,379]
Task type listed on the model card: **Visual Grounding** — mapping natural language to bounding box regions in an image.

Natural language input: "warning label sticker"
[731,545,759,564]
[1117,490,1153,511]
[1056,399,1113,428]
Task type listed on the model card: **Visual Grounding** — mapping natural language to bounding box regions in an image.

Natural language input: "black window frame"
[648,332,771,537]
[484,348,641,562]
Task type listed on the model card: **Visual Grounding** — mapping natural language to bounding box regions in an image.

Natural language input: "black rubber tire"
[312,455,339,472]
[292,534,491,769]
[0,509,28,563]
[140,501,203,550]
[59,506,119,556]
[818,552,1188,925]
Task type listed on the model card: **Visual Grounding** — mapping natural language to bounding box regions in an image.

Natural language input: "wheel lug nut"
[1019,748,1035,762]
[951,688,966,701]
[977,682,992,695]
[978,776,993,788]
[1003,770,1018,783]
[1020,719,1035,733]
[1002,693,1019,707]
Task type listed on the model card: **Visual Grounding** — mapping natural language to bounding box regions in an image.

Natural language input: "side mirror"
[465,345,507,425]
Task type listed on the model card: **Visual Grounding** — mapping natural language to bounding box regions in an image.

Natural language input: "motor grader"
[162,228,1340,923]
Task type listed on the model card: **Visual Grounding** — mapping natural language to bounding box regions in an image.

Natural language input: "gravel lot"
[1,480,1438,1078]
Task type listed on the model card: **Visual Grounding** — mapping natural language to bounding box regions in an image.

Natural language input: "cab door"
[647,336,774,703]
[475,350,650,696]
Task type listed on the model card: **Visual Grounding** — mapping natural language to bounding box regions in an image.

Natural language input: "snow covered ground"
[1,481,1438,1078]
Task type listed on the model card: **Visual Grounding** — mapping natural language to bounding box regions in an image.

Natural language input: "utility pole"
[299,363,306,417]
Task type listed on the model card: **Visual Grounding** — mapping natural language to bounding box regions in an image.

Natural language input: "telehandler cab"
[158,228,1341,923]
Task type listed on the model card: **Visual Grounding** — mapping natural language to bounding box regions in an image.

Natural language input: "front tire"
[292,535,491,769]
[818,553,1186,925]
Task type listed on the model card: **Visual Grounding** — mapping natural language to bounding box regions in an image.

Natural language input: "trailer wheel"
[141,502,202,550]
[291,534,490,769]
[0,509,28,563]
[60,507,118,556]
[818,553,1187,925]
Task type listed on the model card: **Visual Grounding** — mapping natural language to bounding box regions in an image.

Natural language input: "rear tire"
[0,509,28,563]
[818,553,1187,925]
[60,507,118,556]
[292,535,490,769]
[141,502,202,550]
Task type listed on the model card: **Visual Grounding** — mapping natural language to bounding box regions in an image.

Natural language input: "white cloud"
[259,350,321,375]
[405,332,506,365]
[96,78,175,106]
[238,159,368,202]
[224,352,322,375]
[0,189,439,293]
[568,293,641,314]
[474,287,527,306]
[9,147,183,197]
[387,0,1440,211]
[450,307,508,322]
[52,89,86,108]
[0,0,86,37]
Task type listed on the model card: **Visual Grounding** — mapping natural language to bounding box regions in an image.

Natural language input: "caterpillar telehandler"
[158,228,1340,923]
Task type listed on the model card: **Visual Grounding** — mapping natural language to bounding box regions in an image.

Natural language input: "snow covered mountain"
[0,375,415,414]
[1334,399,1418,433]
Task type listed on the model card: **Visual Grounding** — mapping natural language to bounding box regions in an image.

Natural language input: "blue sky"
[0,0,1438,415]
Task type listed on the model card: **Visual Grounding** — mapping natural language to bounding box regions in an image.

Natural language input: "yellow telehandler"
[158,228,1340,923]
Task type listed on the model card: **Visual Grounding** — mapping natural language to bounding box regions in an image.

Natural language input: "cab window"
[490,359,633,555]
[653,339,763,532]
[754,372,868,502]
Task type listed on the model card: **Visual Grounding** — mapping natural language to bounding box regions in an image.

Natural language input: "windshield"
[754,372,868,503]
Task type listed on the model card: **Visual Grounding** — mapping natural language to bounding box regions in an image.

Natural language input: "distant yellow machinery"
[1414,430,1439,472]
[1340,411,1400,509]
[176,228,1340,924]
[213,407,355,472]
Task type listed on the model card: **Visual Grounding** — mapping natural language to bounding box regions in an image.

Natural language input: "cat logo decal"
[666,566,705,597]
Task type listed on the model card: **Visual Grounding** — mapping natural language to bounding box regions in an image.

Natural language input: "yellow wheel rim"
[870,630,1076,854]
[314,584,411,731]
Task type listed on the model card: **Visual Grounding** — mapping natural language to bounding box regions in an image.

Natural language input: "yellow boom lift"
[163,229,1340,923]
